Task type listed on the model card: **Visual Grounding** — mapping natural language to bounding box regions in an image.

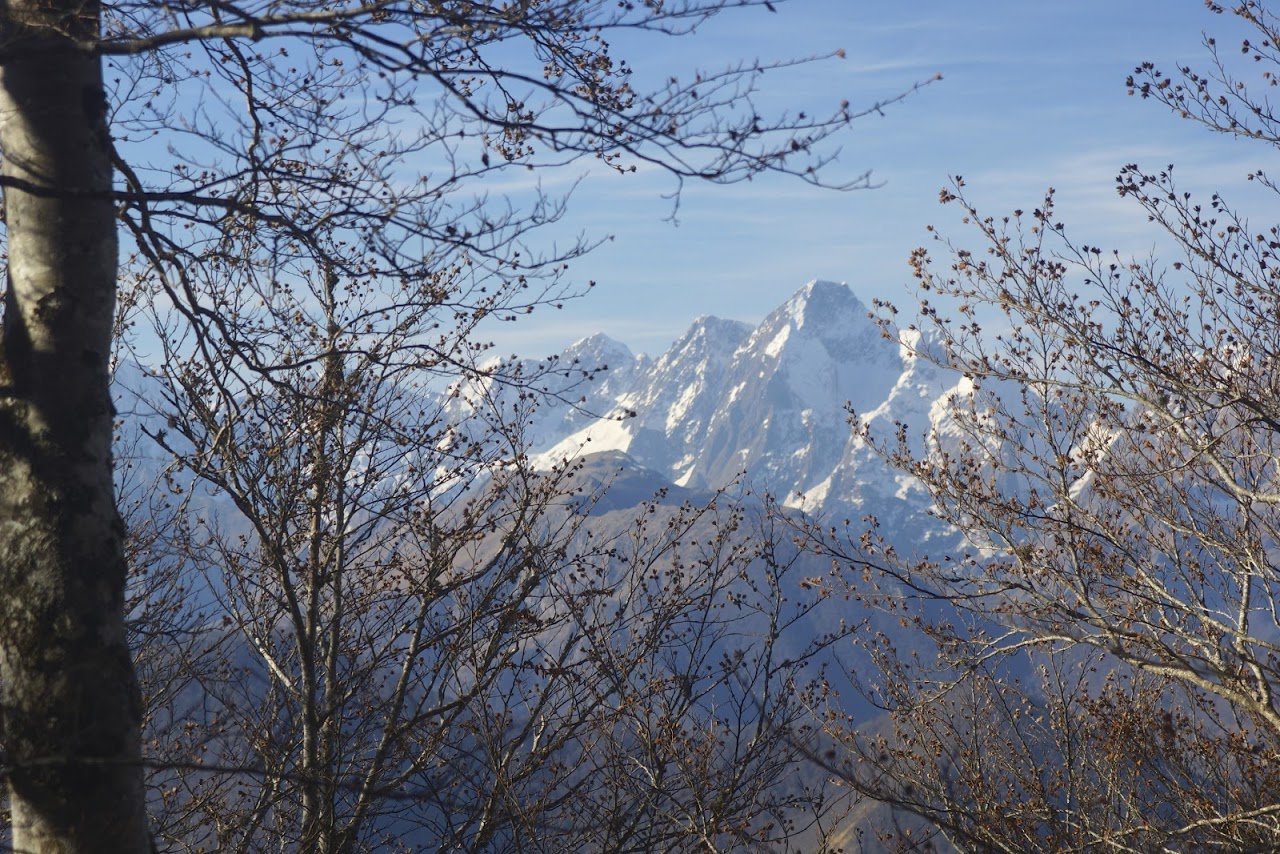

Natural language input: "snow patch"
[785,475,832,510]
[532,413,635,469]
[666,379,703,434]
[764,325,790,358]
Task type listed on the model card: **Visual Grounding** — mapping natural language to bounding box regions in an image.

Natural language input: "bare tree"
[118,234,851,849]
[0,0,928,849]
[799,3,1280,850]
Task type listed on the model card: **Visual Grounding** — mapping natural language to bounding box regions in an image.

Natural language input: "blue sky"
[489,1,1270,359]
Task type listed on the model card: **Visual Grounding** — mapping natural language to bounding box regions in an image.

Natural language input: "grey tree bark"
[0,0,150,850]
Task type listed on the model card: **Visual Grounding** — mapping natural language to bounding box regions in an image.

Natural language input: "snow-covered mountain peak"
[558,332,637,371]
[776,279,861,331]
[748,281,887,360]
[659,315,752,367]
[732,280,905,418]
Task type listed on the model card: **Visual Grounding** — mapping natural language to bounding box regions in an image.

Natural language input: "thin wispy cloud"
[474,1,1250,358]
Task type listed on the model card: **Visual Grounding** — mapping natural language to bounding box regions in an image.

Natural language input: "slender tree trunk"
[0,0,150,851]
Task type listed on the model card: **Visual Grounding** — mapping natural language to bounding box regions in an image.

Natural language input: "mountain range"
[513,279,967,546]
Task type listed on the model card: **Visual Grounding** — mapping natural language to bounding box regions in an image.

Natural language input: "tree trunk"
[0,0,150,851]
